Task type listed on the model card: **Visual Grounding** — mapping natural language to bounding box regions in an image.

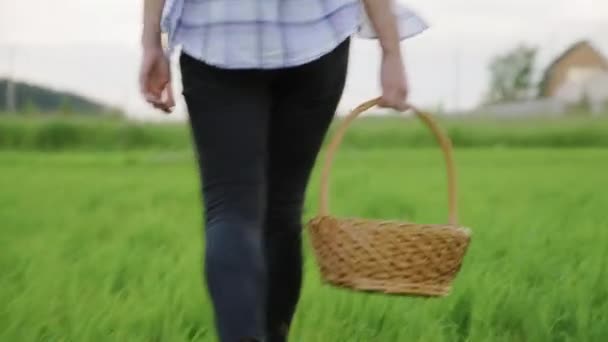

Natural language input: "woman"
[139,1,423,341]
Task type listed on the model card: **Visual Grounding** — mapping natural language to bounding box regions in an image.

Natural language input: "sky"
[1,0,607,120]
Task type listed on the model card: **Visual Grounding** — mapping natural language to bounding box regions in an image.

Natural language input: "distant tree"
[484,44,538,104]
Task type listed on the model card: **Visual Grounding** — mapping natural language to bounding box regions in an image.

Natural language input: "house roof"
[538,40,608,97]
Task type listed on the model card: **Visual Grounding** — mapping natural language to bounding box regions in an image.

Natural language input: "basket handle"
[318,97,459,225]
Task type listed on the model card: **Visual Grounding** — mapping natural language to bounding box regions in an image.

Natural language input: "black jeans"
[180,38,350,342]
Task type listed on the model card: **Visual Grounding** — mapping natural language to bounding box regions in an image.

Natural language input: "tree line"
[0,79,115,115]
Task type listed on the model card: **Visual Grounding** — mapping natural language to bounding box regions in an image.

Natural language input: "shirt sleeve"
[357,1,429,41]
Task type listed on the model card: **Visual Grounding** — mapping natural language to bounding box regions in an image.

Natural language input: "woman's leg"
[180,53,272,342]
[264,38,351,342]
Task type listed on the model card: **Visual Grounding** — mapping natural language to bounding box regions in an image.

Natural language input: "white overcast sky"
[0,0,607,120]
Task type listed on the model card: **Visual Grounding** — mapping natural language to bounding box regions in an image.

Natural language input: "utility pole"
[5,45,17,112]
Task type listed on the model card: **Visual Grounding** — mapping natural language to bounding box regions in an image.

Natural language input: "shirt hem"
[179,28,357,70]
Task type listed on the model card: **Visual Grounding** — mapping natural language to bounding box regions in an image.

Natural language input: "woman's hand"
[139,46,174,113]
[140,0,173,113]
[379,51,409,111]
[362,0,410,111]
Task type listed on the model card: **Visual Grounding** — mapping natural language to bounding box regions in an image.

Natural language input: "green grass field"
[1,143,607,341]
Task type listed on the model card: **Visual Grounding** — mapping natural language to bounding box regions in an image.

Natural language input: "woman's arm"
[139,0,174,113]
[362,0,409,110]
[141,0,165,49]
[362,0,401,56]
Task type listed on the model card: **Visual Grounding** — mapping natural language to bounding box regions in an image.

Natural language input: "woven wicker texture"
[307,98,471,297]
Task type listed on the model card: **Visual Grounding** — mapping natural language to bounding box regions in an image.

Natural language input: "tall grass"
[0,115,189,151]
[1,113,608,150]
[1,149,607,341]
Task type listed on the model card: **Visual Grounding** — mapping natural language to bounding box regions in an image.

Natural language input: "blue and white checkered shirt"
[161,0,429,69]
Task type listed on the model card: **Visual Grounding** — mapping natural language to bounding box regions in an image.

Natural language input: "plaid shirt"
[161,0,428,69]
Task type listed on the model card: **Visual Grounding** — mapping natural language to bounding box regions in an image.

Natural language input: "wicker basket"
[307,98,471,297]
